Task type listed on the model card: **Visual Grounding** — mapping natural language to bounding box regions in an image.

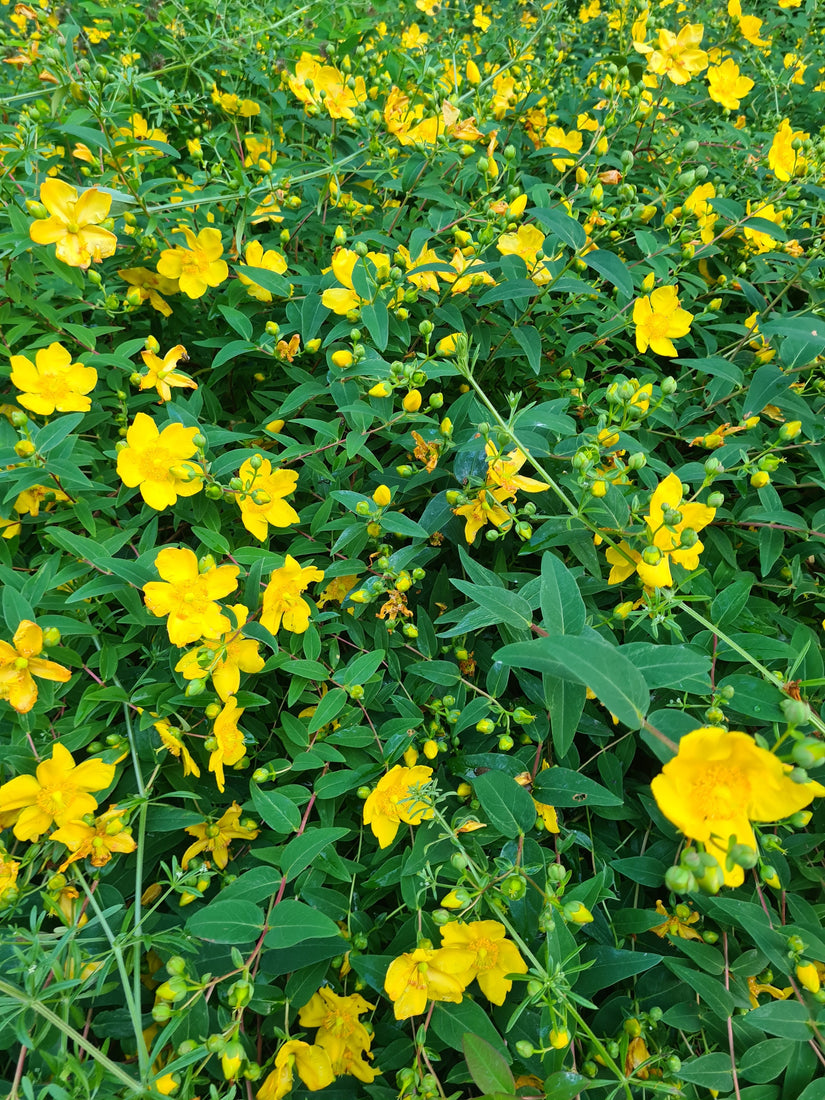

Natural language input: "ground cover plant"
[1,0,825,1097]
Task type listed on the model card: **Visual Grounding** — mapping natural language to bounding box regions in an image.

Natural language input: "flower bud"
[331,349,354,369]
[403,389,422,413]
[368,381,391,398]
[796,962,821,994]
[563,901,594,924]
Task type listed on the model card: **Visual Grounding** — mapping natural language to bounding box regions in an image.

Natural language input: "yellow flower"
[768,118,808,182]
[211,85,260,116]
[544,125,583,170]
[117,112,168,153]
[29,178,117,268]
[317,575,360,607]
[236,457,299,541]
[208,696,247,792]
[0,849,20,908]
[517,762,559,831]
[157,227,228,299]
[143,547,239,646]
[10,342,97,416]
[651,727,825,887]
[384,947,467,1019]
[51,805,137,871]
[181,801,259,869]
[118,267,179,317]
[635,24,708,84]
[137,344,197,403]
[743,201,790,254]
[116,412,204,510]
[633,285,693,356]
[321,248,390,315]
[0,620,71,714]
[496,224,551,285]
[287,54,365,120]
[154,719,200,777]
[747,975,792,1009]
[397,242,441,292]
[442,248,495,294]
[439,920,528,1005]
[0,742,115,841]
[259,555,325,636]
[257,1040,335,1100]
[239,240,288,302]
[605,472,715,588]
[452,487,512,544]
[706,58,753,110]
[299,988,378,1081]
[485,442,549,500]
[12,484,69,521]
[650,899,703,941]
[737,14,770,48]
[175,605,264,700]
[363,764,434,848]
[796,962,821,994]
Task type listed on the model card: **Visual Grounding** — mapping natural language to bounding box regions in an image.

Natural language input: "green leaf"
[618,643,710,693]
[584,249,633,298]
[280,827,350,881]
[664,960,735,1020]
[496,633,649,729]
[742,364,791,420]
[539,552,585,635]
[677,1053,733,1092]
[232,264,290,297]
[360,300,389,350]
[531,207,586,250]
[472,769,537,837]
[576,947,662,997]
[432,1000,509,1058]
[798,1082,825,1100]
[532,767,622,808]
[544,677,586,760]
[187,900,264,944]
[32,412,84,453]
[512,325,542,374]
[740,1039,793,1083]
[544,1072,598,1100]
[263,900,343,950]
[451,580,532,630]
[307,687,348,734]
[408,660,461,686]
[477,279,540,306]
[462,1034,515,1095]
[339,649,385,687]
[218,867,284,905]
[2,585,34,632]
[745,1001,813,1040]
[249,782,302,834]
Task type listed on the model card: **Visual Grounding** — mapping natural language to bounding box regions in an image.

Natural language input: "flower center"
[135,444,179,483]
[692,765,750,821]
[181,248,212,277]
[36,784,73,818]
[469,938,498,970]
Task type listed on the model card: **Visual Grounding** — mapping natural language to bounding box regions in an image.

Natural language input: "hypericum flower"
[0,743,115,841]
[496,224,551,285]
[737,13,770,48]
[0,849,20,908]
[236,457,299,541]
[743,201,790,254]
[143,547,239,646]
[51,805,136,871]
[452,487,512,544]
[516,763,559,832]
[485,442,549,500]
[363,764,434,848]
[117,112,168,153]
[544,125,583,170]
[384,947,468,1019]
[287,54,366,120]
[299,989,377,1082]
[439,920,528,1004]
[211,85,260,116]
[605,473,715,588]
[118,267,179,316]
[259,555,325,636]
[651,727,825,887]
[635,24,708,84]
[705,58,753,111]
[156,227,228,299]
[238,240,288,302]
[650,899,703,941]
[796,962,822,995]
[208,696,247,793]
[116,412,204,510]
[633,285,693,356]
[11,484,70,525]
[397,242,442,293]
[316,575,360,607]
[768,118,809,182]
[175,605,264,700]
[442,248,495,294]
[181,801,259,869]
[29,178,117,268]
[154,719,201,777]
[321,248,391,314]
[10,342,97,416]
[257,1040,335,1100]
[0,620,71,714]
[747,975,792,1010]
[136,344,197,403]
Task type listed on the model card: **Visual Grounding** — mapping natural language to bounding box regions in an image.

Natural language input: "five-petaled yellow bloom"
[768,118,809,182]
[299,988,378,1082]
[239,240,288,302]
[321,248,390,314]
[0,742,115,841]
[0,620,71,714]
[157,227,228,299]
[636,24,708,85]
[256,1040,334,1100]
[116,412,204,510]
[29,178,117,268]
[363,764,434,847]
[175,605,264,700]
[606,472,715,588]
[439,920,528,1004]
[51,805,136,871]
[384,946,468,1019]
[137,344,197,403]
[633,285,694,356]
[259,555,325,636]
[651,727,825,886]
[236,457,299,541]
[182,801,259,869]
[706,58,754,111]
[143,547,239,646]
[207,696,247,792]
[10,342,98,416]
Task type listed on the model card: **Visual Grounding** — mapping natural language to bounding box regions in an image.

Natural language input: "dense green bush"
[1,0,825,1098]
